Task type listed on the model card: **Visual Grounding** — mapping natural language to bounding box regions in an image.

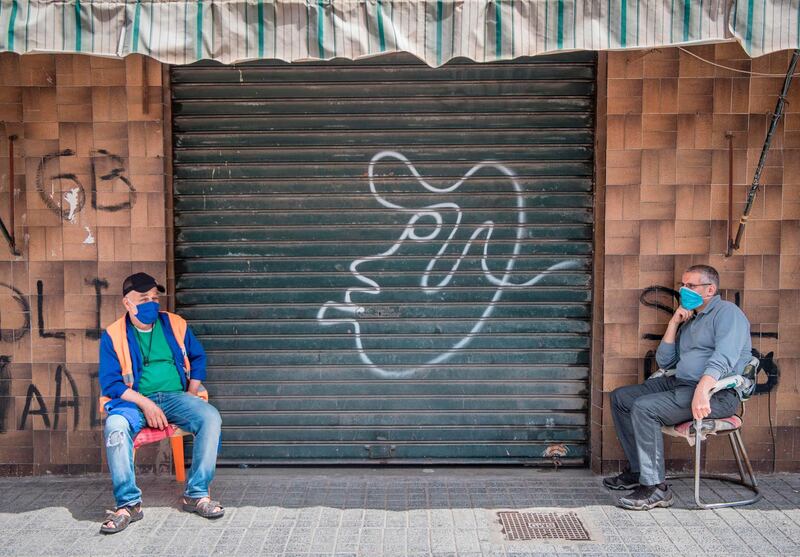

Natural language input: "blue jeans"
[104,392,222,508]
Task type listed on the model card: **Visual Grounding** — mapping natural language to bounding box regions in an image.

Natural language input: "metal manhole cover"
[498,511,591,541]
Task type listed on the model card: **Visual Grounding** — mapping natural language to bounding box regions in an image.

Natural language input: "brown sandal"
[182,496,224,518]
[99,503,143,534]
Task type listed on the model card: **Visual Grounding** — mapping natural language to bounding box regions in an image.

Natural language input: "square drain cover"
[498,511,591,541]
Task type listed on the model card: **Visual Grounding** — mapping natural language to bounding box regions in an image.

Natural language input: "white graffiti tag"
[317,150,580,378]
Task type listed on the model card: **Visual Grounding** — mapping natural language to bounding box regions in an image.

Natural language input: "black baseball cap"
[122,272,166,297]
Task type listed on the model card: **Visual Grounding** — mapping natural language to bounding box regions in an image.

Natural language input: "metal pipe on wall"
[726,132,734,257]
[9,134,15,246]
[1,132,20,256]
[732,49,800,251]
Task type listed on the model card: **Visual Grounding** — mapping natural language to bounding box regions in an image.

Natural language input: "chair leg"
[686,425,761,509]
[733,430,760,490]
[729,433,747,484]
[694,419,704,508]
[170,436,186,483]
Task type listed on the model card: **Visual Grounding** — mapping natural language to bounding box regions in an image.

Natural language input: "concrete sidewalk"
[0,467,799,556]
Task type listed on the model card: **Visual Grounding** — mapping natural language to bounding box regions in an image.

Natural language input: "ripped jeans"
[104,392,222,508]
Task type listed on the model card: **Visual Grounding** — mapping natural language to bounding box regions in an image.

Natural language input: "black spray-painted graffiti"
[90,150,137,212]
[36,149,137,221]
[0,279,108,343]
[0,277,110,431]
[0,148,137,435]
[90,371,102,429]
[52,364,79,430]
[36,280,65,339]
[0,282,30,342]
[639,285,779,392]
[0,355,10,433]
[36,150,86,221]
[85,278,109,340]
[18,383,49,429]
[754,351,779,394]
[17,365,80,431]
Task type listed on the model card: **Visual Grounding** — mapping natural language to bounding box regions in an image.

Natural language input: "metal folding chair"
[651,359,761,509]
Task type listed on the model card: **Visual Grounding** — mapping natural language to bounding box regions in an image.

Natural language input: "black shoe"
[602,468,640,490]
[618,484,674,510]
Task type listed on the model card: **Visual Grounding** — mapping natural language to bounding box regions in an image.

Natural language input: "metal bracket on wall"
[1,133,20,256]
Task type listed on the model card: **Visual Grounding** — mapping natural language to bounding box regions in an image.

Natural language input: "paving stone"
[358,526,383,552]
[284,527,315,553]
[308,526,337,553]
[333,526,360,553]
[233,529,268,555]
[430,528,457,553]
[407,528,432,553]
[455,528,482,553]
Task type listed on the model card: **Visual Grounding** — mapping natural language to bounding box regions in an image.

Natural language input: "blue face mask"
[133,301,160,324]
[679,287,704,311]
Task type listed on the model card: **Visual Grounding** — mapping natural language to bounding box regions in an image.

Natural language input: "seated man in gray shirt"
[603,264,752,510]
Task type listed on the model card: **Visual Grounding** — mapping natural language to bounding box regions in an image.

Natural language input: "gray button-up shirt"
[655,295,752,382]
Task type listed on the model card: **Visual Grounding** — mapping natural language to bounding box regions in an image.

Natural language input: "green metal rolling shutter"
[171,52,595,464]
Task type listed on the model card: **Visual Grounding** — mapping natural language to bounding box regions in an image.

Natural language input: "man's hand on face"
[142,399,169,430]
[670,306,694,326]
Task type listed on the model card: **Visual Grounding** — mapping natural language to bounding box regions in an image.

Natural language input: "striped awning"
[0,1,794,67]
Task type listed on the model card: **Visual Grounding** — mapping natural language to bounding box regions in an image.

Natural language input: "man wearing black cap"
[98,272,224,534]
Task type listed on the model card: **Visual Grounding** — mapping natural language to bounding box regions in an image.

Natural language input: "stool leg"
[733,430,759,489]
[729,433,747,484]
[170,436,186,483]
[694,419,704,508]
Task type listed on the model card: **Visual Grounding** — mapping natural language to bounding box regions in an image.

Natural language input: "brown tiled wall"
[600,45,800,474]
[0,53,169,475]
[2,47,797,476]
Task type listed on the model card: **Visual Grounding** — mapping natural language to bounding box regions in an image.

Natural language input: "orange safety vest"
[99,312,206,412]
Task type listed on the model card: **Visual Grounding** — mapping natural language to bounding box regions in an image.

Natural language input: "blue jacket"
[99,312,207,408]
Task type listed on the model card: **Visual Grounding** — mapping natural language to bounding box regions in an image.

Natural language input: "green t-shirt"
[134,320,184,396]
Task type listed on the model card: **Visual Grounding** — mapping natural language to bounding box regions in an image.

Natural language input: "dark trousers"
[610,375,739,485]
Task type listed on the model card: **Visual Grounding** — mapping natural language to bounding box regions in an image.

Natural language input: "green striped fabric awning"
[0,1,793,66]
